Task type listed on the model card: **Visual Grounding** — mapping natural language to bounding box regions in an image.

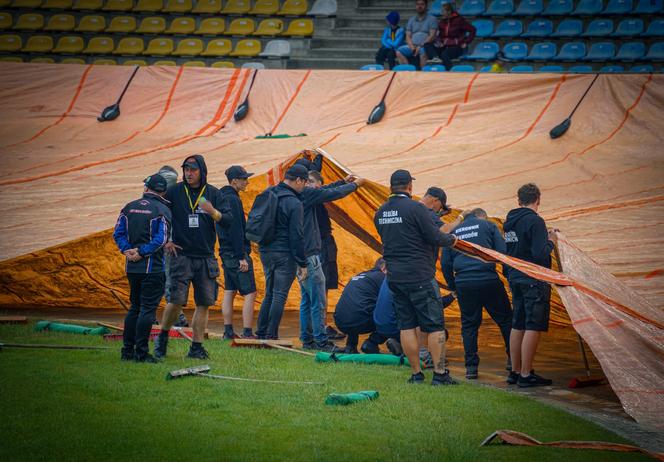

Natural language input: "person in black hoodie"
[503,183,557,388]
[256,164,309,340]
[154,155,232,360]
[218,165,256,340]
[442,208,512,380]
[113,173,171,363]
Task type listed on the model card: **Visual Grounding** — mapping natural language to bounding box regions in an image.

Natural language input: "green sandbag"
[254,133,307,139]
[34,321,110,336]
[315,352,412,366]
[325,390,379,406]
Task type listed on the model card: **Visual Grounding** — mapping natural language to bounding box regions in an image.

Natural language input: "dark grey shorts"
[510,280,551,332]
[387,279,445,333]
[169,254,220,307]
[221,253,257,296]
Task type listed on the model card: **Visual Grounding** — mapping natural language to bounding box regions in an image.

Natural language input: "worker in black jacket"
[503,183,557,388]
[442,208,512,380]
[154,155,232,360]
[256,164,309,340]
[374,169,458,386]
[113,173,171,363]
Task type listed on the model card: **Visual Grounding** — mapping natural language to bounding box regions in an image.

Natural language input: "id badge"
[188,214,199,228]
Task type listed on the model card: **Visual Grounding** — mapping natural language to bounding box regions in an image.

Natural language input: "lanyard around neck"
[184,184,207,213]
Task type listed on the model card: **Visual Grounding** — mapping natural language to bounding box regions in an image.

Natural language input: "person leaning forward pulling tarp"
[374,169,458,386]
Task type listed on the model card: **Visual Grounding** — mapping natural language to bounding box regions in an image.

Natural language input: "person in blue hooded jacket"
[376,11,405,70]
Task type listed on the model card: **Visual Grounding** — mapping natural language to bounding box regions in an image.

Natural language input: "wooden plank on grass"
[0,316,28,324]
[232,338,294,347]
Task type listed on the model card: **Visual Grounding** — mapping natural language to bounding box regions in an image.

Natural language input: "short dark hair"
[416,0,428,5]
[308,170,323,183]
[390,184,409,193]
[373,257,386,270]
[517,183,541,206]
[469,208,487,219]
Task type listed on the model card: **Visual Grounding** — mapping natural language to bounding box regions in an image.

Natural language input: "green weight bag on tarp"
[325,390,379,406]
[315,352,414,366]
[35,321,110,336]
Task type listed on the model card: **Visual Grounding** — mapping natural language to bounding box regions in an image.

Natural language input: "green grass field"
[0,323,650,462]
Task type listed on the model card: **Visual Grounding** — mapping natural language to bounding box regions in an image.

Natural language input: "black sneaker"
[316,341,344,353]
[135,353,160,363]
[506,371,519,385]
[386,338,403,356]
[465,367,478,380]
[517,372,552,388]
[360,340,380,354]
[187,344,210,360]
[343,345,359,354]
[223,331,237,340]
[432,370,458,386]
[408,372,425,384]
[174,313,189,328]
[325,325,346,340]
[120,350,134,361]
[153,334,168,359]
[302,341,317,350]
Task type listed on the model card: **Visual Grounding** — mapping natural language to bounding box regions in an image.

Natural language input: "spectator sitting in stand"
[376,11,405,70]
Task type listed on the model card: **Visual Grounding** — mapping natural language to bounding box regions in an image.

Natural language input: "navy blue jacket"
[441,216,505,290]
[258,182,306,267]
[333,268,385,328]
[311,154,334,239]
[503,207,554,284]
[217,185,250,259]
[113,192,171,273]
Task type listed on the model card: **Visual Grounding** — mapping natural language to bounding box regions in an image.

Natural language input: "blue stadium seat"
[584,42,616,61]
[514,0,543,14]
[526,41,556,60]
[642,19,664,37]
[361,64,383,70]
[472,19,494,37]
[492,19,523,37]
[522,19,552,37]
[573,0,603,15]
[601,0,633,14]
[484,0,514,15]
[554,42,586,61]
[600,65,625,72]
[466,41,499,60]
[543,0,573,15]
[503,41,527,60]
[422,64,447,71]
[451,64,476,71]
[630,64,654,72]
[539,65,563,71]
[569,65,593,72]
[479,65,493,71]
[644,42,664,60]
[550,19,583,37]
[614,42,646,61]
[511,64,533,72]
[583,19,614,37]
[393,64,417,71]
[613,19,644,37]
[634,0,663,13]
[430,0,445,15]
[459,0,486,15]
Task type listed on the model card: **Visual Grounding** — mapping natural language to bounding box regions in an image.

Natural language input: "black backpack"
[245,187,280,245]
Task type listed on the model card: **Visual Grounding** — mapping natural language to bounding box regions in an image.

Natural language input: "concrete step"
[336,16,393,28]
[286,56,373,69]
[315,26,384,38]
[307,47,376,59]
[358,0,415,8]
[310,36,381,49]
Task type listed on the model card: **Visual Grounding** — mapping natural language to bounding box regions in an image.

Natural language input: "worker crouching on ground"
[113,173,171,363]
[374,169,458,385]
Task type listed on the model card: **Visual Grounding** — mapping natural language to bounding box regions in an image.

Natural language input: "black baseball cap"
[426,186,450,211]
[294,158,313,170]
[285,164,309,180]
[144,173,168,193]
[225,165,254,181]
[390,169,415,186]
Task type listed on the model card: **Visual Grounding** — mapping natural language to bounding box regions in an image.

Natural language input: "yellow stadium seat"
[200,38,230,56]
[229,38,260,56]
[123,58,146,65]
[106,16,136,33]
[165,17,195,34]
[93,58,116,64]
[163,0,192,12]
[250,0,279,15]
[277,0,307,15]
[0,34,22,51]
[0,13,13,30]
[72,0,103,9]
[45,14,76,32]
[143,37,173,55]
[1,56,23,62]
[191,0,220,13]
[83,36,114,53]
[172,38,202,55]
[61,57,86,63]
[10,0,42,8]
[42,0,73,8]
[113,36,144,54]
[253,18,282,36]
[13,13,44,31]
[133,0,162,11]
[220,0,250,14]
[211,60,234,68]
[31,57,55,62]
[76,15,106,32]
[153,59,175,65]
[194,17,224,35]
[53,35,84,53]
[22,35,53,52]
[136,16,165,34]
[183,60,204,66]
[225,17,254,35]
[283,18,312,36]
[102,0,133,11]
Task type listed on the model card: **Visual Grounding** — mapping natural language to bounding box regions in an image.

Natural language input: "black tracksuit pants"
[455,279,512,369]
[337,320,389,351]
[124,272,165,358]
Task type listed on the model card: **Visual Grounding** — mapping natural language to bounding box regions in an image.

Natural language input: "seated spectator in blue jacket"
[376,11,405,70]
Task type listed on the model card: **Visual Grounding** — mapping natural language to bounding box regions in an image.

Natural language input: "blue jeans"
[256,252,297,339]
[299,255,327,344]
